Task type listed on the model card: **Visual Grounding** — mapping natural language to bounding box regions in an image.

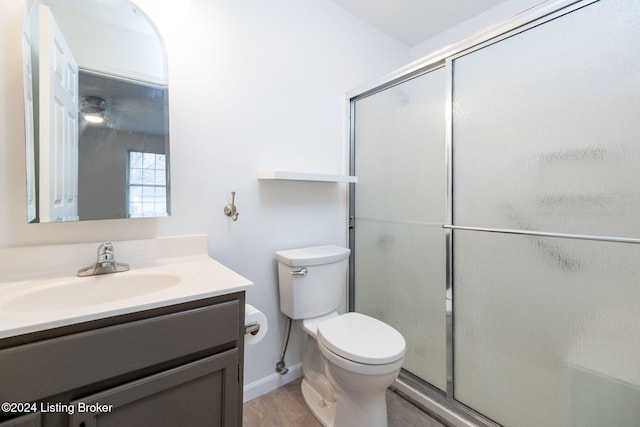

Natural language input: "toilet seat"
[318,339,405,376]
[317,312,405,365]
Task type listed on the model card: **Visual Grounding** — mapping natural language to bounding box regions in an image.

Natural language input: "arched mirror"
[22,0,170,223]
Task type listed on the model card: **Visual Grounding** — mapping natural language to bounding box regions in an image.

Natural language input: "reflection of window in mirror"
[127,151,167,218]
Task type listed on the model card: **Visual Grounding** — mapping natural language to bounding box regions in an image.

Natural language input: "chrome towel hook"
[224,191,239,221]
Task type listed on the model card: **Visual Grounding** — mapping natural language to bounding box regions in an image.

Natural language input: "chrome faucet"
[78,242,130,277]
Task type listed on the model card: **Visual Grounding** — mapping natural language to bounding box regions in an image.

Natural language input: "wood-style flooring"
[243,379,445,427]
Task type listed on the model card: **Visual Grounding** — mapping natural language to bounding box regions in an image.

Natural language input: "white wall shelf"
[257,171,358,183]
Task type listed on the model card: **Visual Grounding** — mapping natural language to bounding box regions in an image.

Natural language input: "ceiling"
[329,0,510,46]
[48,0,156,36]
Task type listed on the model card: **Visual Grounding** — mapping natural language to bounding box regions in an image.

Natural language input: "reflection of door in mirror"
[21,3,36,223]
[38,4,79,222]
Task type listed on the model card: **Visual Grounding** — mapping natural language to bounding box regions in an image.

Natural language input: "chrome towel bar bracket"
[224,191,239,221]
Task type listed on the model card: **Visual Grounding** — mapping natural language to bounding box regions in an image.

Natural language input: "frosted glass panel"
[355,221,446,388]
[454,231,640,426]
[353,68,447,390]
[453,0,640,238]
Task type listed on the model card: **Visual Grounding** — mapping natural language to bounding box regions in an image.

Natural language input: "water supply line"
[275,316,292,375]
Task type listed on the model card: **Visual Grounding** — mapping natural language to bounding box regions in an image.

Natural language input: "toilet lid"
[317,312,405,365]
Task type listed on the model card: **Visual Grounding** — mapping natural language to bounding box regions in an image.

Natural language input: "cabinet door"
[69,349,239,427]
[0,413,41,427]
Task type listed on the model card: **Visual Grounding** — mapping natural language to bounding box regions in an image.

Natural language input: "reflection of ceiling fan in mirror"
[80,95,108,124]
[78,72,167,136]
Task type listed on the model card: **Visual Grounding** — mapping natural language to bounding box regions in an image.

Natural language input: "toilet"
[276,245,406,427]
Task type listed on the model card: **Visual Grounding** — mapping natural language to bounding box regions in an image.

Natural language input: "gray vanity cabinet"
[0,292,245,427]
[0,413,41,427]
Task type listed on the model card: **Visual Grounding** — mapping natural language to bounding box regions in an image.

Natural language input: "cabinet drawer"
[70,349,239,427]
[0,301,239,403]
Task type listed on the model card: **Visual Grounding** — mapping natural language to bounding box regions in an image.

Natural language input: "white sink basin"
[3,273,180,312]
[0,245,253,339]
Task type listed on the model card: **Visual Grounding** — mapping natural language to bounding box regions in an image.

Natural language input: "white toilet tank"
[276,245,351,320]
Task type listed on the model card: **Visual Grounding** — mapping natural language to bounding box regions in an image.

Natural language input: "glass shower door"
[451,0,640,424]
[350,0,640,425]
[351,67,447,391]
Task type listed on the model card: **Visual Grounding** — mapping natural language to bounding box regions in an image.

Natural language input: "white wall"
[0,0,410,396]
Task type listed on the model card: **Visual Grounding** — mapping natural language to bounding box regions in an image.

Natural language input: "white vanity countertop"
[0,254,253,339]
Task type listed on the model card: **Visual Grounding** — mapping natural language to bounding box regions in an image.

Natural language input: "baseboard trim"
[243,362,303,402]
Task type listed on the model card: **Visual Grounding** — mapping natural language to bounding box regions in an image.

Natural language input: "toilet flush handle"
[290,268,307,276]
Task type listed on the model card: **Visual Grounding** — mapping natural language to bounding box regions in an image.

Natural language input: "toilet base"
[301,378,336,427]
[332,385,388,427]
[302,375,391,427]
